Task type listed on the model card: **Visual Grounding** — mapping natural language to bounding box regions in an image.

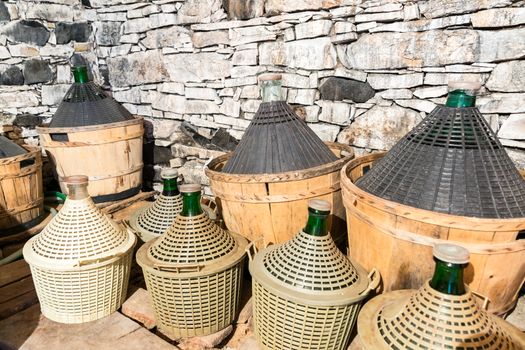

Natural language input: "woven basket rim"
[136,232,247,278]
[249,236,374,306]
[357,284,525,350]
[205,142,353,183]
[36,116,143,134]
[23,231,136,271]
[341,153,525,228]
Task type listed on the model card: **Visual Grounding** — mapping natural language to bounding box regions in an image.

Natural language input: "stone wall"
[0,0,524,189]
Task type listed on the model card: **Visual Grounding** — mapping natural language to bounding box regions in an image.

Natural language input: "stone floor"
[0,275,523,350]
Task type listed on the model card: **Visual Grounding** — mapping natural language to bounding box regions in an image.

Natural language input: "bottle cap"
[448,81,481,91]
[433,244,470,264]
[179,184,201,194]
[259,73,282,82]
[308,199,331,213]
[161,168,178,179]
[63,175,89,185]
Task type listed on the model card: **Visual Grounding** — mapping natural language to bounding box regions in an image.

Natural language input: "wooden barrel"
[205,142,354,248]
[341,153,525,316]
[37,118,143,203]
[0,146,44,231]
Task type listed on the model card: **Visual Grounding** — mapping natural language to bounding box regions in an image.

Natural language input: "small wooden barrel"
[205,142,354,248]
[0,146,44,231]
[341,153,525,316]
[37,118,143,203]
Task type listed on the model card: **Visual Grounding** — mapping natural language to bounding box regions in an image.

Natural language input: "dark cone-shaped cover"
[0,136,26,158]
[356,106,525,218]
[358,282,521,350]
[49,81,133,128]
[222,101,338,174]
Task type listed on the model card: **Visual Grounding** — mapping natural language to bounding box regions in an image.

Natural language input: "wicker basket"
[23,175,136,324]
[248,206,380,350]
[136,185,247,338]
[206,142,353,248]
[342,153,525,315]
[0,144,44,231]
[358,282,525,349]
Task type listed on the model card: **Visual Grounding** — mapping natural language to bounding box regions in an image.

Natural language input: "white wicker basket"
[23,175,136,324]
[136,185,247,338]
[249,227,379,350]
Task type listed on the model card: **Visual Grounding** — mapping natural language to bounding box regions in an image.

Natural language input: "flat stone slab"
[0,304,177,350]
[121,288,156,329]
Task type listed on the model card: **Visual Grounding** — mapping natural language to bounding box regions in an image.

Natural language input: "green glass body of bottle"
[73,66,89,84]
[445,89,476,108]
[303,199,331,237]
[179,184,203,217]
[429,244,469,295]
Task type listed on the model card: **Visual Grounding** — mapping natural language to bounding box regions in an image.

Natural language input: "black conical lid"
[222,101,338,174]
[356,105,525,218]
[0,136,27,158]
[49,66,133,128]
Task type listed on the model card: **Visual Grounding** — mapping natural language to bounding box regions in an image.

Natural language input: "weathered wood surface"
[0,259,38,321]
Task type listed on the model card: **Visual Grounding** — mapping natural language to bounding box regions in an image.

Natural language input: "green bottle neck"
[162,178,179,196]
[303,208,329,237]
[429,258,466,295]
[180,191,203,216]
[445,90,476,108]
[73,66,89,84]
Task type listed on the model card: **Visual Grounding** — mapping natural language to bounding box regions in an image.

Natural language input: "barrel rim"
[0,145,41,166]
[341,152,525,232]
[36,116,143,134]
[205,142,354,184]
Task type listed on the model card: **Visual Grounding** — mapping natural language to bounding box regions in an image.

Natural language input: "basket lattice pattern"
[253,279,361,350]
[356,106,525,218]
[376,282,515,350]
[30,251,132,324]
[263,231,359,291]
[222,101,337,174]
[149,213,235,264]
[31,199,129,260]
[50,81,133,128]
[143,263,243,338]
[130,194,183,240]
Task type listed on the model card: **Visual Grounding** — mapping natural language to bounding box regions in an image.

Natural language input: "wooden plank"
[0,276,35,304]
[0,289,38,320]
[0,259,31,288]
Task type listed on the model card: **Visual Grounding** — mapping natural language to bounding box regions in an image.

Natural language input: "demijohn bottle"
[73,65,89,84]
[429,243,469,295]
[179,184,203,216]
[445,81,479,108]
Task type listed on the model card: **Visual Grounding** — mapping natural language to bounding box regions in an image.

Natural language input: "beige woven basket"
[248,229,380,350]
[23,175,136,324]
[358,281,525,349]
[136,201,247,338]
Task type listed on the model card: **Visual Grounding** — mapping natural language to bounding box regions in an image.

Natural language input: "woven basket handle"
[245,242,259,262]
[470,290,491,310]
[153,263,205,273]
[76,253,124,267]
[360,268,381,296]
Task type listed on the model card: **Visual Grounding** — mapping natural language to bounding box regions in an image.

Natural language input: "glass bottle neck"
[303,208,329,237]
[429,258,466,295]
[73,66,89,83]
[162,177,179,196]
[261,80,283,103]
[180,192,203,216]
[445,90,476,108]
